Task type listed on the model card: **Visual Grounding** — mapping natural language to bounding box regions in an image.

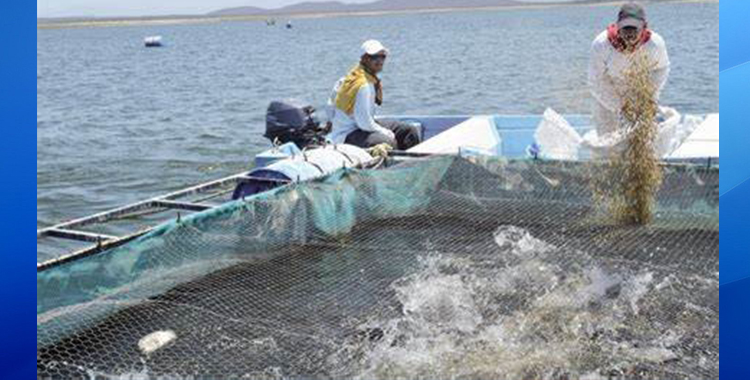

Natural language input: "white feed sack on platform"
[534,108,583,160]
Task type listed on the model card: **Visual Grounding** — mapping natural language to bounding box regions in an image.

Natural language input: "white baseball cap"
[361,40,389,57]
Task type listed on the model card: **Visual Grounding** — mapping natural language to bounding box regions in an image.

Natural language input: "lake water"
[37,1,718,261]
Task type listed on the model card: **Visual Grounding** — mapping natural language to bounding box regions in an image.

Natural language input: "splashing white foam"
[336,226,712,379]
[623,271,654,314]
[493,225,553,257]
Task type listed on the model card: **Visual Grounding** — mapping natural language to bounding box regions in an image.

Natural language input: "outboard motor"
[265,100,329,148]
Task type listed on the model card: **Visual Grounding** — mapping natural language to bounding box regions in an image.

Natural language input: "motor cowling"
[265,100,327,148]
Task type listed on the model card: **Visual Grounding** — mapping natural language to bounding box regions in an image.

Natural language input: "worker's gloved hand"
[367,143,393,158]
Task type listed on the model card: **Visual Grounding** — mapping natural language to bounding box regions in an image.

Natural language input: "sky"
[37,0,376,18]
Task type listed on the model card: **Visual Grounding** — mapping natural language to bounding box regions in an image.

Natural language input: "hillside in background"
[208,0,523,16]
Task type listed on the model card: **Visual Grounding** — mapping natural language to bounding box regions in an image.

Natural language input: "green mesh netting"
[37,156,719,379]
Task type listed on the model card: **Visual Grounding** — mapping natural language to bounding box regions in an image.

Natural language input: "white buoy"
[144,36,163,48]
[138,330,176,355]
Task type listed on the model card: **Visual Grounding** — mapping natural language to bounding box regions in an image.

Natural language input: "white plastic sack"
[534,108,583,160]
[582,106,704,158]
[655,108,705,157]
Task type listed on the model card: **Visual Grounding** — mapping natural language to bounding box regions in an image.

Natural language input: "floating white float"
[138,329,176,355]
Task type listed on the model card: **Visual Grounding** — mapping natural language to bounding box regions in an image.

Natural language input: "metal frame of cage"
[36,173,292,272]
[36,156,392,272]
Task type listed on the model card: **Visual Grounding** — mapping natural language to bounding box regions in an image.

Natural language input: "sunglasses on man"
[367,54,387,62]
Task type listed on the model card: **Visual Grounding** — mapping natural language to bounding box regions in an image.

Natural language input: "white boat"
[36,110,718,270]
[144,36,163,47]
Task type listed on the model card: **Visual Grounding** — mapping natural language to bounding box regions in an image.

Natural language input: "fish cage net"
[37,156,719,379]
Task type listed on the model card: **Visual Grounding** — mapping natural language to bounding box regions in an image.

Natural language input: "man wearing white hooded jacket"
[588,2,669,149]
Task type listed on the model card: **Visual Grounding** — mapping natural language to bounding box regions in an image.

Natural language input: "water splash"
[335,226,716,379]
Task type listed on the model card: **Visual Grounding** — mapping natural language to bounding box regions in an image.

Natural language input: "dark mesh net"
[37,156,719,379]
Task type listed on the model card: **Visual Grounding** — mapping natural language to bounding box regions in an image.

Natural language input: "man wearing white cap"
[325,40,421,150]
[588,2,670,146]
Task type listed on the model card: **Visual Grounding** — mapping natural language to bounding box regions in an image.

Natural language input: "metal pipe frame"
[36,172,284,271]
[37,157,378,272]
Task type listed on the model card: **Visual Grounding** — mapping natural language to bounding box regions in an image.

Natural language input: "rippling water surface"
[37,2,718,259]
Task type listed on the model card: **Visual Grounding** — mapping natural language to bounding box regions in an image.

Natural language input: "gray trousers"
[344,120,422,150]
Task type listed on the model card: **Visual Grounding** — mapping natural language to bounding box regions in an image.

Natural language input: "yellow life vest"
[334,64,379,116]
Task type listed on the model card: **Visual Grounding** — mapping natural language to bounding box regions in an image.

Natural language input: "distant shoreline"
[38,0,717,30]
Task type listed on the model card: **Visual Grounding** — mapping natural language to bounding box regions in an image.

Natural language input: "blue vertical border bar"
[721,0,750,378]
[5,0,736,378]
[0,1,37,378]
[719,0,750,71]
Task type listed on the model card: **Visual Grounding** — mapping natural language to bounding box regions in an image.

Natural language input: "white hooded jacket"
[588,29,670,135]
